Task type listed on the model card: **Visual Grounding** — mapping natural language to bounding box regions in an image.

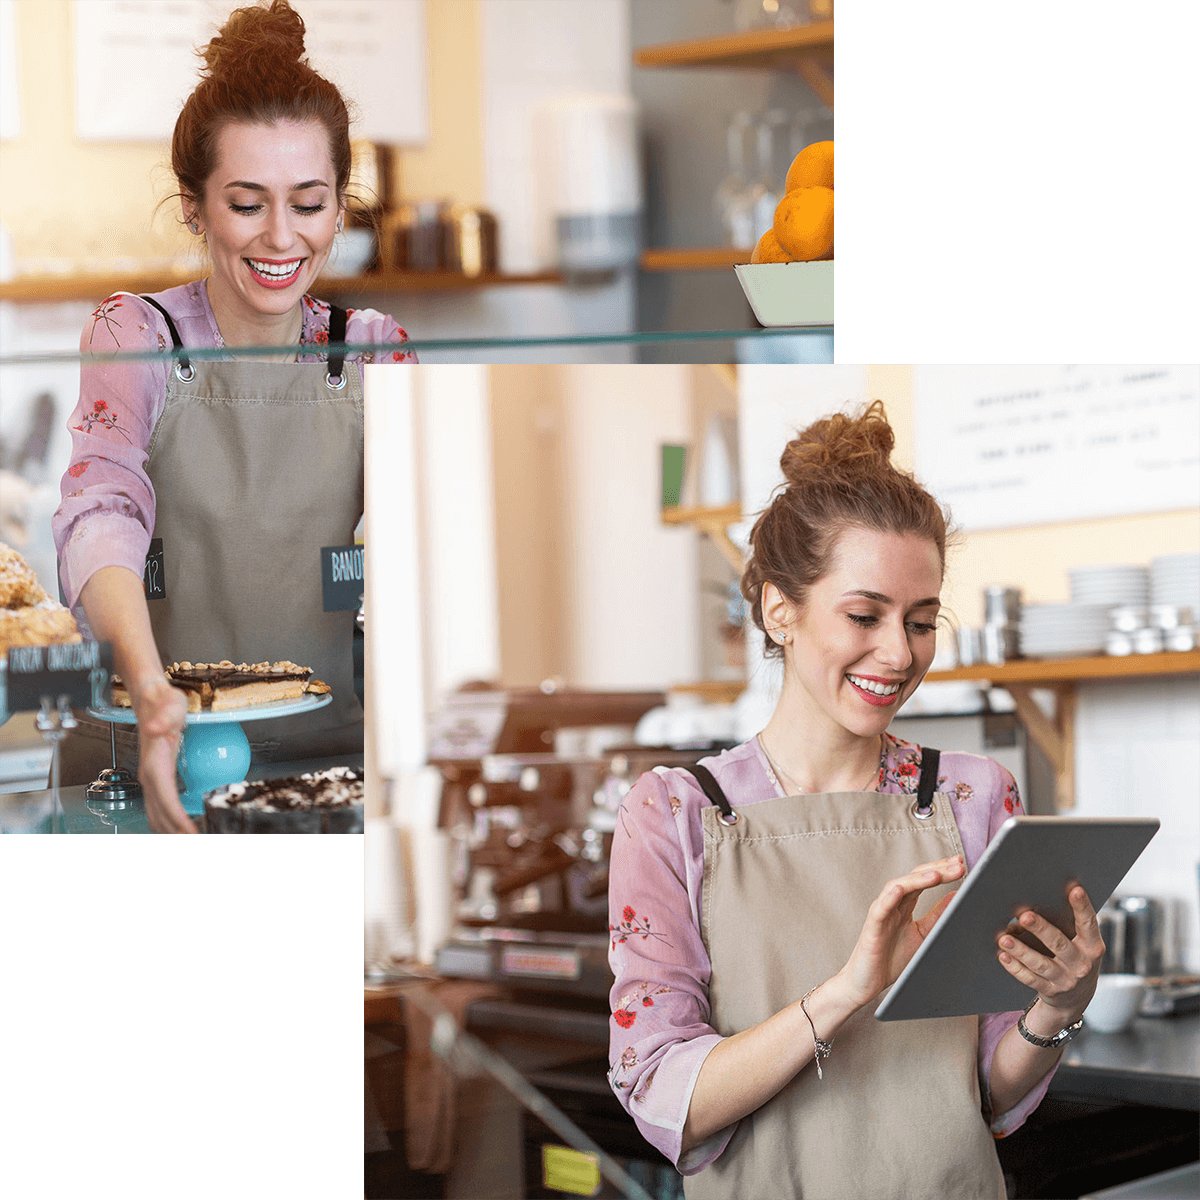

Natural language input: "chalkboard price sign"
[144,537,165,599]
[321,544,365,613]
[3,640,114,711]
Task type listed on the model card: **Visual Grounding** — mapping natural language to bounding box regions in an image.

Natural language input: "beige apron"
[60,297,363,782]
[684,749,1005,1200]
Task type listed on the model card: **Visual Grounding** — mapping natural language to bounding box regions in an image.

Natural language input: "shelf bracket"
[1006,683,1076,811]
[791,52,834,108]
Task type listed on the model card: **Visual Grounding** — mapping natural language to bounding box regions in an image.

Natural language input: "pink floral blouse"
[53,280,414,612]
[607,733,1054,1174]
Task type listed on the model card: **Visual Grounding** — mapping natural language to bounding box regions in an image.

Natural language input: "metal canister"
[983,586,1022,625]
[1097,902,1127,973]
[1117,895,1166,976]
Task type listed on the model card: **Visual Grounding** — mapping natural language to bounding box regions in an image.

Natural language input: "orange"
[772,186,833,261]
[784,140,834,193]
[750,229,791,264]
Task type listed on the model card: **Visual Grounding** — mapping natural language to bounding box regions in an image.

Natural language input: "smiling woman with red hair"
[53,0,414,832]
[606,401,1103,1199]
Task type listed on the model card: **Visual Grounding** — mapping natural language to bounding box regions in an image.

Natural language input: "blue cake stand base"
[87,693,332,816]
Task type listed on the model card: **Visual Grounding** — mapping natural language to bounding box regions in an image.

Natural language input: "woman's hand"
[133,676,195,834]
[835,855,965,1008]
[997,885,1103,1020]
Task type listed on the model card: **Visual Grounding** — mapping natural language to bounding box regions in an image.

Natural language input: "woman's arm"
[681,854,966,1151]
[79,566,194,834]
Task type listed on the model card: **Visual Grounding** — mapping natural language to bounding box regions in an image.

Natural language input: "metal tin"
[982,622,1019,665]
[983,586,1022,624]
[956,626,981,667]
[1117,895,1166,976]
[1098,904,1127,974]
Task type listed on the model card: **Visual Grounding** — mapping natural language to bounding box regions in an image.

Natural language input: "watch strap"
[1016,998,1084,1048]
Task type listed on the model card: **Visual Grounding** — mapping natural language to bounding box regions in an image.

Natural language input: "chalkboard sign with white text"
[321,544,365,613]
[3,640,113,711]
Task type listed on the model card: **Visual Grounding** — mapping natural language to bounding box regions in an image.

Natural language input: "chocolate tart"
[204,766,364,834]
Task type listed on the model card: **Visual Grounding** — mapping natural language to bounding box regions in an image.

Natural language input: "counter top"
[0,753,363,833]
[1050,1013,1199,1110]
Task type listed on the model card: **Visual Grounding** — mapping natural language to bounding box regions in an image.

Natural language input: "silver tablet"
[875,816,1160,1021]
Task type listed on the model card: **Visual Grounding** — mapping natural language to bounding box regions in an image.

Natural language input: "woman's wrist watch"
[1016,998,1084,1048]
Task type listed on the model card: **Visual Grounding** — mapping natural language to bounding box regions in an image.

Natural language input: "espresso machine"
[428,684,728,999]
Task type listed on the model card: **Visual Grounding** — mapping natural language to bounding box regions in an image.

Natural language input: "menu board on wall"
[73,0,428,144]
[914,366,1200,531]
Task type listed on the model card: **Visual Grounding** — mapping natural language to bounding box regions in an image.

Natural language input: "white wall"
[558,364,699,689]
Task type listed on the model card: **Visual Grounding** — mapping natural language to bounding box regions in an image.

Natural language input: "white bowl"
[1084,974,1145,1033]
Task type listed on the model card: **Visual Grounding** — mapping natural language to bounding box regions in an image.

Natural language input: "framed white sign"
[915,366,1200,531]
[72,0,428,144]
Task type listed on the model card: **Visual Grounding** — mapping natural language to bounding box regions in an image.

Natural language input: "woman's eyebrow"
[222,179,330,191]
[843,589,941,607]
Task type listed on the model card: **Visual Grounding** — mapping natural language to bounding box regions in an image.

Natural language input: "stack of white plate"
[1020,603,1113,658]
[1150,553,1200,610]
[1069,564,1149,608]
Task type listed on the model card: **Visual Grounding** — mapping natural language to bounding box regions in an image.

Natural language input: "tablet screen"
[875,816,1159,1021]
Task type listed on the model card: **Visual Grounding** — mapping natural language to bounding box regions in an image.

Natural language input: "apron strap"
[688,763,740,826]
[139,294,193,380]
[914,746,941,816]
[326,304,349,387]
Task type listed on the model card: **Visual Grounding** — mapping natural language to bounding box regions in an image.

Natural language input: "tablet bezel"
[874,815,1160,1022]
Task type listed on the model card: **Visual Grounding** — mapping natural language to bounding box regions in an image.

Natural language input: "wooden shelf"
[0,268,564,304]
[640,247,750,272]
[925,651,1200,686]
[634,23,834,106]
[926,651,1200,811]
[670,680,746,704]
[662,504,743,572]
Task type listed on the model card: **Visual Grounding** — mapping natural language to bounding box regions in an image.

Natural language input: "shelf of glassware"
[0,268,564,304]
[634,21,834,106]
[634,24,834,272]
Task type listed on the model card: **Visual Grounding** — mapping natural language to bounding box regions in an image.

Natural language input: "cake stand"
[86,693,332,815]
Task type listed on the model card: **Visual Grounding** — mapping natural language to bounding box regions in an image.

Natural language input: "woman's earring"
[336,217,344,233]
[188,221,199,234]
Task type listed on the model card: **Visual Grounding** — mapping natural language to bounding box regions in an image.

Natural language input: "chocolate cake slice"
[205,767,364,833]
[168,660,312,710]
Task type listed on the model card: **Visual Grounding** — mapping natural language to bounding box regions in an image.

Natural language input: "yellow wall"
[0,0,484,265]
[867,366,1200,629]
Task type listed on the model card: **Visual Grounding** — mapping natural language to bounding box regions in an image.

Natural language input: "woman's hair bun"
[779,399,895,485]
[200,0,308,80]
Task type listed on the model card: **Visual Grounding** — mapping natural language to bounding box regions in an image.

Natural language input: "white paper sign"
[0,0,20,140]
[915,366,1200,531]
[72,0,428,144]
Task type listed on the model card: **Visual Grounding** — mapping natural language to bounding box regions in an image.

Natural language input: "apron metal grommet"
[325,372,347,390]
[174,362,195,382]
[911,800,936,820]
[717,810,741,826]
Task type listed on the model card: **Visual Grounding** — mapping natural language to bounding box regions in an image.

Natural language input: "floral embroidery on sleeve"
[669,794,681,817]
[67,462,89,478]
[611,981,672,1030]
[610,906,673,953]
[609,1044,639,1088]
[632,1066,658,1104]
[73,399,132,443]
[1003,777,1022,814]
[88,297,125,348]
[953,782,974,803]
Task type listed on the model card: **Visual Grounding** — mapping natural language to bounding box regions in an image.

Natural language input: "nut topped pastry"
[0,542,81,653]
[108,659,328,711]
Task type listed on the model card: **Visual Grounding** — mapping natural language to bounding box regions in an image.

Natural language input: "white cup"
[1083,974,1145,1033]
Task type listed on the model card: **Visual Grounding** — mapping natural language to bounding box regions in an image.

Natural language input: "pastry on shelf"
[0,541,81,654]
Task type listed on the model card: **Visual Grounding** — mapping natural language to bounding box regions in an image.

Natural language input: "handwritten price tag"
[3,640,113,711]
[321,544,364,613]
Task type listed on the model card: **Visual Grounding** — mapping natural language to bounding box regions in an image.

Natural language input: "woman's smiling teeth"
[846,674,902,696]
[247,258,302,280]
